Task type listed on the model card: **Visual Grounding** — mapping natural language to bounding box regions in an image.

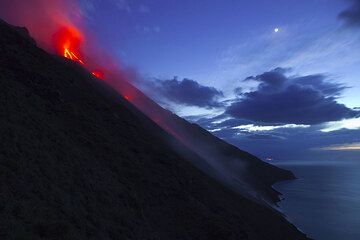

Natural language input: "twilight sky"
[76,0,360,161]
[56,0,360,160]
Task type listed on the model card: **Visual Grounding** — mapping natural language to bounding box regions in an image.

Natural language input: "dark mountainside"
[107,74,295,204]
[0,19,309,240]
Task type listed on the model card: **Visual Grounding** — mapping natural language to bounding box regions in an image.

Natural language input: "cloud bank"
[145,77,224,108]
[226,68,358,125]
[339,0,360,27]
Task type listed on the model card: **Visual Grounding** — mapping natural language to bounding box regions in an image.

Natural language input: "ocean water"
[273,160,360,240]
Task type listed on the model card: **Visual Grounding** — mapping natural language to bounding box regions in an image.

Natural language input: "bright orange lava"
[64,48,84,65]
[53,26,83,62]
[53,25,104,79]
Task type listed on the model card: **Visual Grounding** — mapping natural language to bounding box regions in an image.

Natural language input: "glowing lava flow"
[63,48,84,65]
[52,25,186,146]
[53,26,104,79]
[91,70,105,79]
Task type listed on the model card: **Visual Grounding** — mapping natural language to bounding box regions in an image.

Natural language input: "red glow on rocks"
[52,25,107,80]
[0,0,188,147]
[91,70,105,79]
[64,48,84,65]
[53,26,84,64]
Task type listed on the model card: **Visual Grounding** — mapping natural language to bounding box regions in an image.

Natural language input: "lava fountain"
[0,0,188,147]
[52,25,105,79]
[53,26,84,65]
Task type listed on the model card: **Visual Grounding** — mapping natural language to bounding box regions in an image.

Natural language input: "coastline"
[272,160,360,240]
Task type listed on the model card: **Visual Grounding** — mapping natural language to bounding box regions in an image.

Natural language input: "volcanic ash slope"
[0,19,309,240]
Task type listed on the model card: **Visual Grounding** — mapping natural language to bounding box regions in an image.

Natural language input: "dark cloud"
[234,87,244,96]
[293,74,348,97]
[226,68,358,125]
[147,77,224,108]
[215,118,253,128]
[191,114,255,130]
[339,0,360,27]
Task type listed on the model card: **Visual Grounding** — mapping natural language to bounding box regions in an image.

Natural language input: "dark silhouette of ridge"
[0,19,309,240]
[101,42,295,206]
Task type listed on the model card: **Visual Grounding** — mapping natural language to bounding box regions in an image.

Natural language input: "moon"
[274,28,279,33]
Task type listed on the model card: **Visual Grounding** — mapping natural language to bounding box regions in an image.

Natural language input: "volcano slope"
[0,19,309,240]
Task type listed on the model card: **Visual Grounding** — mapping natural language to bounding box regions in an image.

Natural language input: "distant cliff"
[0,19,309,240]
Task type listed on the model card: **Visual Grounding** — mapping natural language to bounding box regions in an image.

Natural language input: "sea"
[273,160,360,240]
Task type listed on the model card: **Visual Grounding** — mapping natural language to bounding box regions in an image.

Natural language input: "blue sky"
[80,0,360,160]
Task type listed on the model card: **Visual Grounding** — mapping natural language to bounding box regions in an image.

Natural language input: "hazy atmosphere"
[78,0,360,160]
[1,1,359,240]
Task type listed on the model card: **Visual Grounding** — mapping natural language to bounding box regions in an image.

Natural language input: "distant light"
[316,143,360,151]
[232,124,310,132]
[321,118,360,132]
[274,28,279,33]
